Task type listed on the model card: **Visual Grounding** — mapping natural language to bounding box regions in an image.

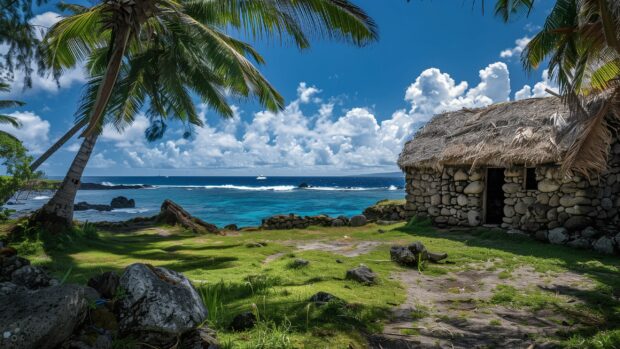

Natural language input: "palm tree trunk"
[38,133,99,226]
[30,25,131,232]
[29,119,88,171]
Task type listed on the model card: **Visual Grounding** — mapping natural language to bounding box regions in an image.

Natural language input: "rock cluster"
[261,213,368,229]
[363,201,407,221]
[74,196,135,212]
[390,241,448,266]
[345,265,377,285]
[0,252,217,349]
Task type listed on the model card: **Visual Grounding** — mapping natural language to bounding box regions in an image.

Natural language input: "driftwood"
[157,200,220,234]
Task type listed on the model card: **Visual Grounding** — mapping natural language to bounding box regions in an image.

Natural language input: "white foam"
[33,195,50,200]
[111,208,151,214]
[203,185,295,191]
[100,181,115,186]
[305,186,374,191]
[388,185,398,191]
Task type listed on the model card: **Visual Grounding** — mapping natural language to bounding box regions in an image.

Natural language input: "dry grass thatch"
[398,96,619,175]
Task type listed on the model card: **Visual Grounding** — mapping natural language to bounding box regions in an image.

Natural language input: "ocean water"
[13,176,405,227]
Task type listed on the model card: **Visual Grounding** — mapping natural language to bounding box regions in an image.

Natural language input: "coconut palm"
[33,0,378,230]
[0,82,23,141]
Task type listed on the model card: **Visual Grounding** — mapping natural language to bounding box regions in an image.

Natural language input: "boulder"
[230,312,257,331]
[157,200,219,234]
[390,245,417,266]
[309,291,341,305]
[548,227,569,245]
[593,236,615,255]
[467,210,481,226]
[330,219,345,227]
[345,265,377,285]
[564,216,592,231]
[224,224,239,231]
[110,196,135,209]
[580,226,599,239]
[538,180,560,193]
[453,169,468,181]
[179,327,218,349]
[0,255,29,281]
[349,215,368,227]
[74,202,112,211]
[289,259,309,268]
[567,238,591,249]
[117,263,209,346]
[87,271,120,299]
[464,181,484,194]
[11,265,56,289]
[0,281,26,296]
[0,285,97,349]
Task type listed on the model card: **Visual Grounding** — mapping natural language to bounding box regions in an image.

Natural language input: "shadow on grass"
[395,223,620,339]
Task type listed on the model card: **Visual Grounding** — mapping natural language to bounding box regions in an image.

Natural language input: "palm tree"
[33,0,378,231]
[0,82,23,141]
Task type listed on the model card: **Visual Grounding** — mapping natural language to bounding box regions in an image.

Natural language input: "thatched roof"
[398,96,618,174]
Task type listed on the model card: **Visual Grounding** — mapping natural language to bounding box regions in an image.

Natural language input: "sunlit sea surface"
[12,176,405,227]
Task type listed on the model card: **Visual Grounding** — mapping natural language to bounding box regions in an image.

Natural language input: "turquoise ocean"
[13,176,406,227]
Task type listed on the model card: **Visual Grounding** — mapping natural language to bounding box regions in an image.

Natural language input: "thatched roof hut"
[398,96,618,175]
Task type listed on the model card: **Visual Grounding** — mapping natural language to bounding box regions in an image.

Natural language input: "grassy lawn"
[3,219,620,348]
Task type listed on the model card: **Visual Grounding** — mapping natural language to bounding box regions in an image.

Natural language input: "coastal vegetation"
[3,218,619,348]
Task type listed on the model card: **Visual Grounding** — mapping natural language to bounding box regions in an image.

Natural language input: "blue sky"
[1,0,557,176]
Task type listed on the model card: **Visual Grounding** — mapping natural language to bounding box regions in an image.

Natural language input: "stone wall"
[403,167,484,227]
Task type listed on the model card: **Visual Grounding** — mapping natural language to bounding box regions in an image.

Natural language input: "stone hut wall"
[403,167,485,227]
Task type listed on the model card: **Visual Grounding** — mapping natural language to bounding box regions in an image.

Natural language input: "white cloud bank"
[95,61,523,172]
[500,36,531,59]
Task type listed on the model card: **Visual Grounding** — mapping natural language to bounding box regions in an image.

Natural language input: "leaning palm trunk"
[30,119,88,171]
[31,25,132,231]
[35,133,99,227]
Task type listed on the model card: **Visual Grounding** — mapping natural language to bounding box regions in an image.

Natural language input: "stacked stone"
[260,214,349,230]
[405,167,483,227]
[363,203,407,221]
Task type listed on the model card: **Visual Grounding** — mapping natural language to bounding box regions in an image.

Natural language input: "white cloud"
[404,62,510,122]
[500,36,531,59]
[0,12,85,97]
[90,153,117,168]
[0,111,50,153]
[101,62,513,172]
[515,69,558,100]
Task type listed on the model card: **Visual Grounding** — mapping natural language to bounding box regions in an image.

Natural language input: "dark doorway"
[485,168,505,224]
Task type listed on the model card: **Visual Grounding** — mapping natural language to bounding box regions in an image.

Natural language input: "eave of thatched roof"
[398,97,603,171]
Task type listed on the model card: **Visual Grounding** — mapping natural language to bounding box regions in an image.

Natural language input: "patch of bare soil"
[263,252,287,264]
[373,263,595,349]
[295,240,383,257]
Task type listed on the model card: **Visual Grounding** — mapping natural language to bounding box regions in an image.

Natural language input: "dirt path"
[262,239,384,264]
[372,263,595,349]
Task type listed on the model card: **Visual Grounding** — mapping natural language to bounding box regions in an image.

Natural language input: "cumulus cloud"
[97,62,513,172]
[404,62,510,122]
[0,12,85,97]
[515,69,558,100]
[0,111,50,153]
[90,153,117,168]
[500,36,531,59]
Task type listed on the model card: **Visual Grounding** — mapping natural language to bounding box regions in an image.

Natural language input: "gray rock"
[535,230,549,242]
[548,227,569,245]
[464,181,484,194]
[349,215,368,227]
[580,226,599,239]
[110,196,135,209]
[467,210,481,226]
[345,265,377,285]
[0,281,26,296]
[0,256,29,282]
[117,263,209,346]
[0,285,96,349]
[230,311,256,331]
[11,265,55,289]
[457,194,468,206]
[567,238,591,249]
[390,246,417,266]
[502,183,521,194]
[289,259,309,268]
[593,236,615,255]
[453,169,468,181]
[330,219,345,227]
[564,216,592,231]
[87,271,120,299]
[224,224,239,231]
[538,180,560,193]
[179,327,218,349]
[309,291,342,305]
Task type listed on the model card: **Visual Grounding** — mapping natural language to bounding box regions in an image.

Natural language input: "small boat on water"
[256,175,267,180]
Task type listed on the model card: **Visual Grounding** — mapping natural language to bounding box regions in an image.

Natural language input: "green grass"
[3,218,620,348]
